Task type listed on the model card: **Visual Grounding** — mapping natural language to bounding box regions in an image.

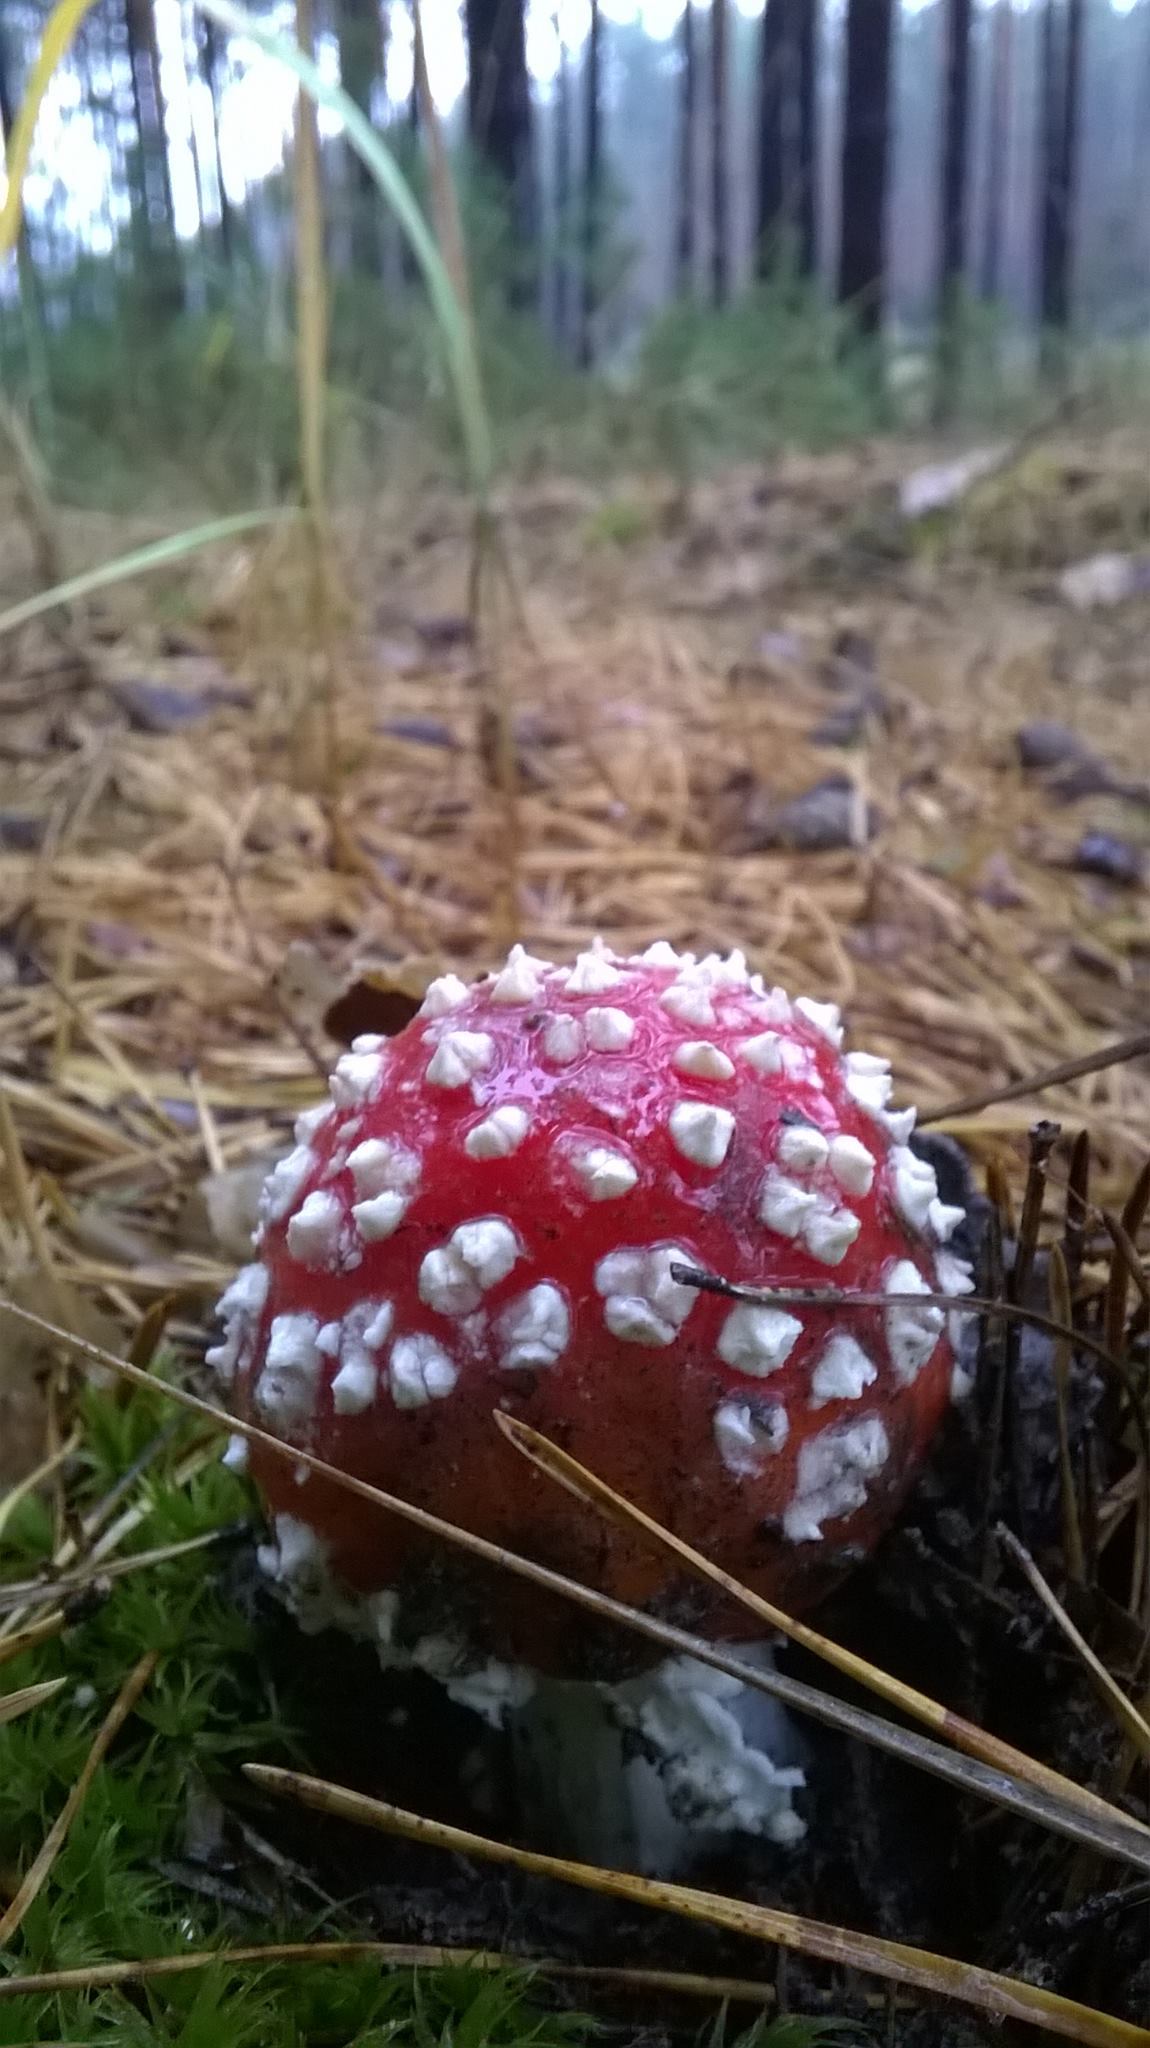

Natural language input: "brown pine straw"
[244,1766,1150,2048]
[0,1652,156,1945]
[0,1295,1146,1877]
[0,1678,65,1725]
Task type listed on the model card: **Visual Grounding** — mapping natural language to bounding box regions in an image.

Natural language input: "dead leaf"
[322,957,453,1046]
[899,444,1010,519]
[1058,551,1150,611]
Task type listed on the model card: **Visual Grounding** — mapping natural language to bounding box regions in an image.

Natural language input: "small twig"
[920,1032,1150,1126]
[997,1524,1150,1764]
[1049,1245,1086,1584]
[0,1652,157,1944]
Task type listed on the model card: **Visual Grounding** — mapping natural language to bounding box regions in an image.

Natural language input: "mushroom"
[210,942,972,1864]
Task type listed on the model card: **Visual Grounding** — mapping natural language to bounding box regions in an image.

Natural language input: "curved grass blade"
[1,1294,1148,1873]
[494,1412,1150,1849]
[0,0,98,260]
[0,511,293,641]
[193,0,493,499]
[244,1767,1150,2048]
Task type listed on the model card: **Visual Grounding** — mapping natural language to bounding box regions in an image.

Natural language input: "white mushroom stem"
[507,1647,806,1873]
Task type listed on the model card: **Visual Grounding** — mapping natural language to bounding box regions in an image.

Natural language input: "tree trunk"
[795,0,818,276]
[552,20,572,347]
[710,0,728,305]
[837,0,893,336]
[123,0,182,311]
[756,0,819,277]
[466,0,536,261]
[1059,0,1084,325]
[755,0,786,269]
[979,0,1013,301]
[197,15,233,265]
[675,1,697,294]
[338,0,386,274]
[1038,0,1082,349]
[934,0,973,415]
[579,0,602,366]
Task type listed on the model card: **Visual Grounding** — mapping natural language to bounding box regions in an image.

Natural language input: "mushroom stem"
[507,1644,806,1875]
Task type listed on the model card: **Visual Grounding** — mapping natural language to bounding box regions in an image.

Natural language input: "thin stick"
[0,1652,156,1944]
[997,1525,1150,1765]
[245,1768,1150,2048]
[670,1264,1150,1470]
[0,1295,1147,1872]
[495,1413,1148,1853]
[920,1032,1150,1126]
[1049,1244,1086,1584]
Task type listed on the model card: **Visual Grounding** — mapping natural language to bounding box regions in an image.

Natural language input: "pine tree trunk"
[934,0,973,416]
[756,0,818,277]
[837,0,893,336]
[979,0,1012,300]
[795,0,818,276]
[123,0,182,311]
[338,0,386,274]
[197,15,233,266]
[755,0,785,270]
[466,0,536,266]
[675,1,697,294]
[579,0,602,366]
[1038,0,1082,348]
[1059,0,1084,324]
[710,0,729,304]
[552,21,572,347]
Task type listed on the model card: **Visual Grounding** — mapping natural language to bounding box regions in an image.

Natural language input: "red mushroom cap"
[212,942,972,1675]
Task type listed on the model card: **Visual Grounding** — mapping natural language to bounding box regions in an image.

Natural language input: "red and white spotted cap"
[211,940,972,1670]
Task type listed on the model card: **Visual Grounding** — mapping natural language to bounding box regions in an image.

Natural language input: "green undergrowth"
[0,1381,846,2046]
[0,1378,588,2045]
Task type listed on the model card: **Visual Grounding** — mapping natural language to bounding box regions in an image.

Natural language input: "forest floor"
[0,424,1149,2042]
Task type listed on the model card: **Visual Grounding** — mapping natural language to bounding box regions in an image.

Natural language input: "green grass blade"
[193,0,493,499]
[0,508,292,639]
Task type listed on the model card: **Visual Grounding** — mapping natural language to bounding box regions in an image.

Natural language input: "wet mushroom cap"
[213,942,972,1674]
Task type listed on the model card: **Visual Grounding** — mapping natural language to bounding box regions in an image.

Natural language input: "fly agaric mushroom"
[210,942,973,1857]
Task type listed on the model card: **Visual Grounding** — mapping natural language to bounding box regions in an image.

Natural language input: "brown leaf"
[322,958,455,1046]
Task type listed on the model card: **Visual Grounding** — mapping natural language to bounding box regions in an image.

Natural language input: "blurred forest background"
[2,0,1149,510]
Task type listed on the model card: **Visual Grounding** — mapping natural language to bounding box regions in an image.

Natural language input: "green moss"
[0,1383,597,2044]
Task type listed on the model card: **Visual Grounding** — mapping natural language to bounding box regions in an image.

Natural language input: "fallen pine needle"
[495,1413,1149,1849]
[0,1652,157,1946]
[998,1524,1150,1765]
[0,1678,66,1725]
[243,1765,1150,2048]
[0,1940,796,2008]
[0,1614,67,1667]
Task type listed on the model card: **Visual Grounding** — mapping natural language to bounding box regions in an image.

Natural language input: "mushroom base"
[510,1649,806,1873]
[258,1510,806,1873]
